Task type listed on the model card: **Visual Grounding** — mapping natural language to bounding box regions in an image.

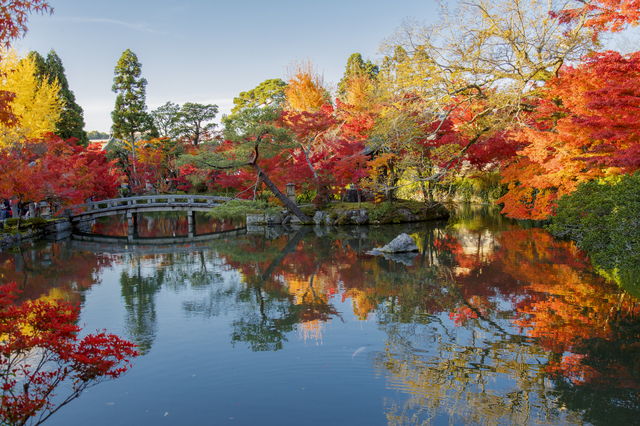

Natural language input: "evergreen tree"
[337,53,379,98]
[111,49,153,173]
[28,49,88,146]
[150,101,180,138]
[230,78,287,114]
[177,102,218,146]
[223,78,287,130]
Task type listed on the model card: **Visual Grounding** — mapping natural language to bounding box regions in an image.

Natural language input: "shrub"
[207,199,280,221]
[300,206,316,217]
[547,173,640,292]
[369,201,395,222]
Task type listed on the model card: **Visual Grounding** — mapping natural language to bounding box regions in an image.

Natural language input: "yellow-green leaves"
[0,48,62,149]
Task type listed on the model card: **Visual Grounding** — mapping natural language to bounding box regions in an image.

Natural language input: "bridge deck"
[70,195,231,222]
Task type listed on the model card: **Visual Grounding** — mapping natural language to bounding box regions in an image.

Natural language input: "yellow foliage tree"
[284,60,329,112]
[0,49,62,149]
[341,73,376,113]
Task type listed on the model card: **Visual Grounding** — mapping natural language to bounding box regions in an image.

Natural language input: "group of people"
[1,199,39,220]
[1,199,11,219]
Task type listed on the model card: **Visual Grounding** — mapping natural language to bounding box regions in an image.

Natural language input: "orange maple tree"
[554,0,640,35]
[499,50,640,219]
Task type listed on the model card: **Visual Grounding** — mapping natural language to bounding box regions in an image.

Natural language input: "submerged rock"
[370,251,418,266]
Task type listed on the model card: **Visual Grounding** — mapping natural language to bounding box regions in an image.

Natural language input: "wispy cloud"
[60,17,167,35]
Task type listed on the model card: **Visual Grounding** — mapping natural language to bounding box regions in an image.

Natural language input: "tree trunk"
[250,163,311,222]
[417,168,429,201]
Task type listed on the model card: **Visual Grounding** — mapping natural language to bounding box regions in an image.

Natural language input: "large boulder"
[313,211,329,225]
[372,233,419,253]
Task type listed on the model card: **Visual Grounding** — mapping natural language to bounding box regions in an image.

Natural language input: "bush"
[547,173,640,293]
[3,217,49,230]
[24,217,47,228]
[300,206,316,217]
[369,201,395,222]
[207,199,280,221]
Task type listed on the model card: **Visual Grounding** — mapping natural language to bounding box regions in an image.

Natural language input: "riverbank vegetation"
[0,2,639,281]
[0,1,639,422]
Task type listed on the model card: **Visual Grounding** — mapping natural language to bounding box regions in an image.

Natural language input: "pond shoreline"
[0,201,450,251]
[0,219,71,251]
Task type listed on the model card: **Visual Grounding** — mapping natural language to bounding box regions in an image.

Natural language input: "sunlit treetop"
[337,53,379,99]
[29,49,88,146]
[0,48,62,150]
[230,78,287,115]
[284,60,331,113]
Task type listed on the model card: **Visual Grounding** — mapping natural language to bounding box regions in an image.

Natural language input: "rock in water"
[375,233,419,253]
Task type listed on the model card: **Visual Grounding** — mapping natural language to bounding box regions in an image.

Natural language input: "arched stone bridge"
[69,194,233,231]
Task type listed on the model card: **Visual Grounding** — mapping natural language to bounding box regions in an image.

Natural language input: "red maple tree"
[0,283,139,426]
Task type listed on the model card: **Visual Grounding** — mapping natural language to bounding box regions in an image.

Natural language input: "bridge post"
[127,211,138,243]
[187,210,194,238]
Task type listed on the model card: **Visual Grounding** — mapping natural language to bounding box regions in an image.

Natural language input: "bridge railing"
[73,195,232,215]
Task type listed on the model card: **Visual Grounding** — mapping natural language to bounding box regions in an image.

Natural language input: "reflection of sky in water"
[7,208,639,426]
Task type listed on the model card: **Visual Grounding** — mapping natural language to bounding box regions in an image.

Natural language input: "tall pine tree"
[29,49,88,146]
[111,49,153,175]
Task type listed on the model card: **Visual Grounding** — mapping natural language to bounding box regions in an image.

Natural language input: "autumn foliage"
[499,51,640,219]
[0,136,119,210]
[0,283,138,426]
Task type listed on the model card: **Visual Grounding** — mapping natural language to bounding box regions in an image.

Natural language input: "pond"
[2,206,639,426]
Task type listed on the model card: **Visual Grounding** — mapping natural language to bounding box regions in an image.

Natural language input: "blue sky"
[16,0,441,132]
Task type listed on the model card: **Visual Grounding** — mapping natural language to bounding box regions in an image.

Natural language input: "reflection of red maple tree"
[0,242,114,304]
[493,228,640,388]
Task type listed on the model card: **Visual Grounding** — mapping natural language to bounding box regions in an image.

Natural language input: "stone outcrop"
[313,211,332,226]
[371,233,419,253]
[368,233,420,265]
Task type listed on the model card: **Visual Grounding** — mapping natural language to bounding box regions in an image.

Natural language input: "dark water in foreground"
[2,207,639,426]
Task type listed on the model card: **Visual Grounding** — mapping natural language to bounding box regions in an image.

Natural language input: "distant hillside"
[87,130,109,140]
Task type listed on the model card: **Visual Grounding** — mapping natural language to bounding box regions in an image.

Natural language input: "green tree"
[223,78,287,129]
[547,174,640,295]
[337,53,378,98]
[111,49,153,176]
[231,78,287,114]
[150,101,180,138]
[29,49,88,146]
[177,102,218,146]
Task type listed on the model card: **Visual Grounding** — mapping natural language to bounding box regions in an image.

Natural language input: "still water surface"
[3,206,639,425]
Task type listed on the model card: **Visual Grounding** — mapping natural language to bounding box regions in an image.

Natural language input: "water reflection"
[0,239,112,304]
[90,211,242,238]
[4,205,639,425]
